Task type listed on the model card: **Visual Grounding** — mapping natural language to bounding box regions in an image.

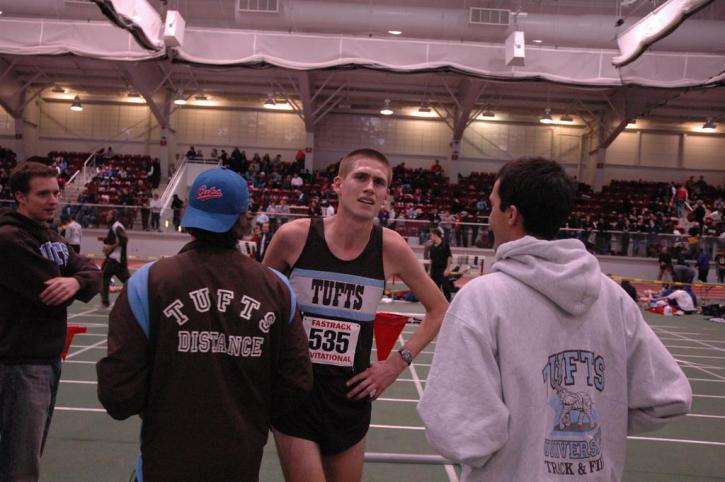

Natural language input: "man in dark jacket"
[97,167,312,482]
[0,162,101,481]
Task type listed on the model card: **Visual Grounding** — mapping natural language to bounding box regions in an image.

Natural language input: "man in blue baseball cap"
[181,166,250,234]
[97,167,312,482]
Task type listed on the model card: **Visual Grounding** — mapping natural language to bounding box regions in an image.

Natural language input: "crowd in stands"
[1,143,723,263]
[0,145,18,201]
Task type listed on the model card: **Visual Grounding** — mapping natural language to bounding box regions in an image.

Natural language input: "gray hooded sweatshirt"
[418,236,692,481]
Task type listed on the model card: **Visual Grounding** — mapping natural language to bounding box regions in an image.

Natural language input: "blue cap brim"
[180,204,239,233]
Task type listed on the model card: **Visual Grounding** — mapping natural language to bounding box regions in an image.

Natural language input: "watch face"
[399,349,413,365]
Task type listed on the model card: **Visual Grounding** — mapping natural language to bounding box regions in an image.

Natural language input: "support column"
[582,134,599,188]
[13,116,24,161]
[593,148,607,192]
[20,97,41,161]
[305,131,315,172]
[159,126,173,181]
[448,139,461,181]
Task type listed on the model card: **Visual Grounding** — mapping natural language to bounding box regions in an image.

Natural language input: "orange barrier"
[62,324,88,361]
[374,312,409,361]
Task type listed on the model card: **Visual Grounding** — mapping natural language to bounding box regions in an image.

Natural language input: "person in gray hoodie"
[418,157,692,482]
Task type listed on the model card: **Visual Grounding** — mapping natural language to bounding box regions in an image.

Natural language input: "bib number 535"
[308,328,350,354]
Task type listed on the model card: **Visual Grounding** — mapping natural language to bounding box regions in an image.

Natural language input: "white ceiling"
[0,0,723,135]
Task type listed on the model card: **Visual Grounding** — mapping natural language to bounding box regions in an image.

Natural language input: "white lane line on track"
[397,332,459,482]
[686,414,725,420]
[654,328,725,352]
[370,424,425,431]
[68,344,106,350]
[68,308,100,319]
[370,423,725,446]
[627,436,725,447]
[63,360,96,365]
[55,406,106,413]
[65,339,108,359]
[666,345,725,351]
[377,397,418,403]
[67,322,108,328]
[676,360,725,382]
[60,380,97,385]
[673,354,725,359]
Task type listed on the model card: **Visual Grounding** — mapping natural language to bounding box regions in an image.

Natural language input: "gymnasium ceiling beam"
[294,71,315,131]
[119,61,170,129]
[451,78,487,142]
[0,57,26,118]
[595,86,688,153]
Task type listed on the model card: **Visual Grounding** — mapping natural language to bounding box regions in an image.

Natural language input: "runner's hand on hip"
[345,360,402,401]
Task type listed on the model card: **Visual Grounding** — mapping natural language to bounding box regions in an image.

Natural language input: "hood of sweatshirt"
[0,208,51,242]
[491,235,601,316]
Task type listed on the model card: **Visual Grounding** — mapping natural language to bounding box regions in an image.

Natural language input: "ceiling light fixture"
[264,93,276,108]
[480,105,495,118]
[195,94,208,101]
[380,99,394,116]
[702,117,717,132]
[127,91,141,98]
[540,108,553,124]
[418,103,431,113]
[559,113,574,123]
[51,86,66,94]
[388,30,402,35]
[532,39,543,44]
[173,91,187,105]
[70,95,83,112]
[626,119,637,128]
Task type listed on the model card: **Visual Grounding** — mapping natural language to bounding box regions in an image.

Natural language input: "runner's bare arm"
[384,228,448,357]
[347,228,448,400]
[261,218,310,274]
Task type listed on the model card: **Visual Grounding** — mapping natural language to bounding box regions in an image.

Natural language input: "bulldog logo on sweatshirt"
[542,350,604,477]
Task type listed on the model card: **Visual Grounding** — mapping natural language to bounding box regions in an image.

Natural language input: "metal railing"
[1,197,722,259]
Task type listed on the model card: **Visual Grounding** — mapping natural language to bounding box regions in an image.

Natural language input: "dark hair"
[9,162,57,195]
[106,209,120,222]
[186,215,246,248]
[495,157,575,240]
[338,148,392,185]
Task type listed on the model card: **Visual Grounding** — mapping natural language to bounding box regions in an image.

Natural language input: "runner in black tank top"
[273,218,385,455]
[291,218,385,376]
[263,149,447,481]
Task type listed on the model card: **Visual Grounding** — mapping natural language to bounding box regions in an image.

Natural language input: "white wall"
[314,113,450,170]
[173,107,304,163]
[15,101,723,188]
[0,108,15,151]
[604,130,725,185]
[37,101,160,158]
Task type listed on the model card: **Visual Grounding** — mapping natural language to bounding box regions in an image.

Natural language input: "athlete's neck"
[324,215,373,259]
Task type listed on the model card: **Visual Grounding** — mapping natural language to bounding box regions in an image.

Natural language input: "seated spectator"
[649,289,696,314]
[431,159,443,175]
[290,173,303,188]
[620,279,638,301]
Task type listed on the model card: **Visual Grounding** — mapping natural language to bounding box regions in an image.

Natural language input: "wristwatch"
[398,348,414,366]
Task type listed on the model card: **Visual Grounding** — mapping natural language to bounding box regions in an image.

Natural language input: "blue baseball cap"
[181,167,249,233]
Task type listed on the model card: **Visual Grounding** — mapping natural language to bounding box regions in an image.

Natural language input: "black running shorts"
[272,377,371,456]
